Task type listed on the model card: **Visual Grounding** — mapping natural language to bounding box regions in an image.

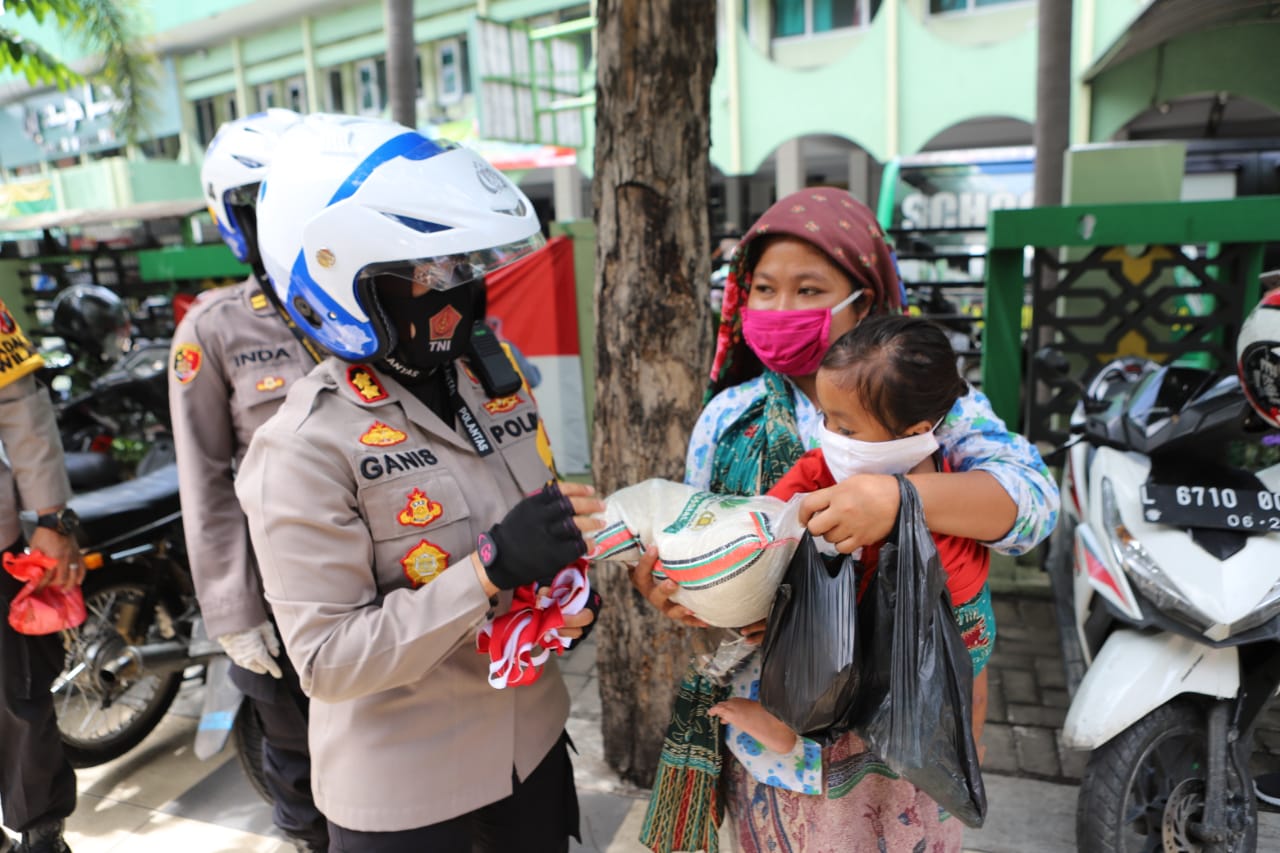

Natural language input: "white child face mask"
[818,423,940,481]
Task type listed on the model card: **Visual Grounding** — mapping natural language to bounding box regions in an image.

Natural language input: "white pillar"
[552,164,584,222]
[775,137,803,199]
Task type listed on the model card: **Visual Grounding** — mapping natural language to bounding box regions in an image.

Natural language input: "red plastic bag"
[4,550,87,635]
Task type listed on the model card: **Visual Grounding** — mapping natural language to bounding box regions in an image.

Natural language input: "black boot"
[17,820,70,853]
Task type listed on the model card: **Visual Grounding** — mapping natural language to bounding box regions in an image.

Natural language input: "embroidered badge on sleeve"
[173,343,203,385]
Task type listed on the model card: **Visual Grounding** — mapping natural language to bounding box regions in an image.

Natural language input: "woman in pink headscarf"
[634,188,1058,851]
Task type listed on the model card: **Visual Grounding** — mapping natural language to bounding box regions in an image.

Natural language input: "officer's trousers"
[0,544,76,833]
[325,732,580,853]
[231,647,328,849]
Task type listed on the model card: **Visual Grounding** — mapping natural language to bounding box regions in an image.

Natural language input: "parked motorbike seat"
[69,463,181,547]
[65,451,121,492]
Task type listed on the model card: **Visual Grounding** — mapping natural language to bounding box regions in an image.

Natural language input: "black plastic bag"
[852,476,988,828]
[758,532,860,738]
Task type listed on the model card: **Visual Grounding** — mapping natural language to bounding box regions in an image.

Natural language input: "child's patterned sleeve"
[937,388,1060,555]
[722,654,824,795]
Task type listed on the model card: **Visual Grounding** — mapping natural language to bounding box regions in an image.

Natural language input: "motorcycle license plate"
[1140,483,1280,532]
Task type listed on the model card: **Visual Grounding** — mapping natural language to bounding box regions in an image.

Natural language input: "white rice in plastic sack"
[587,479,803,627]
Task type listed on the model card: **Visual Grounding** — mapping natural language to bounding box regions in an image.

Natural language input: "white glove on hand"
[217,621,283,679]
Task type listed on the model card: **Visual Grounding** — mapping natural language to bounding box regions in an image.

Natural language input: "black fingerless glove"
[478,482,587,590]
[574,591,603,646]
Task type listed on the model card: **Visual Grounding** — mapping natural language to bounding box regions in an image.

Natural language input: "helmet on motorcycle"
[51,284,131,362]
[201,108,301,264]
[256,114,543,363]
[1237,287,1280,428]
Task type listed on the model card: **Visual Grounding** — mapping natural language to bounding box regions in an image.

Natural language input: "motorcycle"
[45,463,217,766]
[1040,350,1280,852]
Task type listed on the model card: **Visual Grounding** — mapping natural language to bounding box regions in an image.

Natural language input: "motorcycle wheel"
[1076,700,1256,853]
[53,568,184,768]
[232,701,275,806]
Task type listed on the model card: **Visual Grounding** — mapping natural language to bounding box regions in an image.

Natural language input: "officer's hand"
[478,482,605,590]
[218,621,283,679]
[30,528,83,590]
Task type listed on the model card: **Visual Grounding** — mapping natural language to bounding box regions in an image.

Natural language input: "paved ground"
[8,591,1280,852]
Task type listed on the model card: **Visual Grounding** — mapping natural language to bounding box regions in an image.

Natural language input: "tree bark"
[1033,0,1073,349]
[592,0,718,787]
[384,0,417,128]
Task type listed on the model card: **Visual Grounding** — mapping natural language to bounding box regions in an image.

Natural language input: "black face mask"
[376,279,480,380]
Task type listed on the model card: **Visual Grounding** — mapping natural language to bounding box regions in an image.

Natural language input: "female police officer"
[235,114,601,852]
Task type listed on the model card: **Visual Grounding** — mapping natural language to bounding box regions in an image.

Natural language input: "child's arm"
[709,698,798,755]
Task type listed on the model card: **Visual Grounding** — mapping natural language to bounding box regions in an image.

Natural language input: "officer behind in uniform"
[237,115,602,852]
[170,109,329,852]
[0,308,82,853]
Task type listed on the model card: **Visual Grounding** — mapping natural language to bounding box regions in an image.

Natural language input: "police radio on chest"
[465,322,523,398]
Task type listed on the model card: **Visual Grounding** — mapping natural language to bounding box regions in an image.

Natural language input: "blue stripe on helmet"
[326,132,447,208]
[286,252,377,361]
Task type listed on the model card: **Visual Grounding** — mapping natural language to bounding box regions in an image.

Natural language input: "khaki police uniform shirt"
[169,280,315,638]
[0,300,71,545]
[236,358,567,832]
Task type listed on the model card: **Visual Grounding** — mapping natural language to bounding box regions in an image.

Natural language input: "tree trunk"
[592,0,718,787]
[1033,0,1073,348]
[383,0,417,128]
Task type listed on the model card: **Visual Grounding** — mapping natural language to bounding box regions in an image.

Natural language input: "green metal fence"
[983,196,1280,441]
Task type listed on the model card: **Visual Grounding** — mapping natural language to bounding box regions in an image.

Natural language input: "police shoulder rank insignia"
[482,394,523,416]
[173,343,203,384]
[397,487,442,527]
[256,376,285,392]
[401,539,450,587]
[250,292,270,311]
[346,365,388,403]
[360,420,407,447]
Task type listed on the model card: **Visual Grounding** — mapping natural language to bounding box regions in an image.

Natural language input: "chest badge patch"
[346,365,388,403]
[250,292,269,311]
[482,394,523,416]
[401,539,451,587]
[173,344,203,384]
[397,488,443,527]
[256,375,285,392]
[360,421,407,447]
[429,305,463,341]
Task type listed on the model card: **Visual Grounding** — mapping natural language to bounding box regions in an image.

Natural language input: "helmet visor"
[358,233,546,294]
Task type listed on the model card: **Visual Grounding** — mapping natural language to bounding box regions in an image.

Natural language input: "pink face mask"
[741,290,863,376]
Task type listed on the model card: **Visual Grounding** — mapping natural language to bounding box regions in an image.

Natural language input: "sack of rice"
[588,479,803,627]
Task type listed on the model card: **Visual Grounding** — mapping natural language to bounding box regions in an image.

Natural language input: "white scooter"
[1039,350,1280,853]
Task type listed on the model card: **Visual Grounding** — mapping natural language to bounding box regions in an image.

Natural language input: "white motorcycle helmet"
[201,108,301,264]
[1237,286,1280,428]
[255,114,543,363]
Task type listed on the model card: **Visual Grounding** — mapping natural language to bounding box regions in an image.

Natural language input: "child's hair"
[820,314,967,436]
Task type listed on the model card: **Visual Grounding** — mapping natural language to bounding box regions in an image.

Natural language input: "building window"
[930,0,1024,13]
[357,58,386,115]
[772,0,879,37]
[256,83,277,111]
[194,97,217,147]
[226,96,237,121]
[436,38,466,105]
[286,76,307,112]
[326,69,344,112]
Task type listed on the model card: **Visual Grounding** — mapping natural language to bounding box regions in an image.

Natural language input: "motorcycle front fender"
[1061,629,1238,750]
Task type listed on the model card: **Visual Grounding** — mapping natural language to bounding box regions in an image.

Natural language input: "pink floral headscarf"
[706,188,905,400]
